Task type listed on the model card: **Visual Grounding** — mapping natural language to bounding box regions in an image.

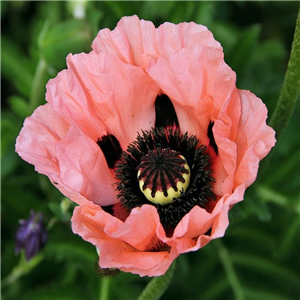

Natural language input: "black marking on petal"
[97,135,122,168]
[101,205,114,215]
[155,94,179,128]
[205,228,212,236]
[207,121,218,155]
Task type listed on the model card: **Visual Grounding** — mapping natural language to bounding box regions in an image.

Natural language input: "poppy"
[16,16,276,276]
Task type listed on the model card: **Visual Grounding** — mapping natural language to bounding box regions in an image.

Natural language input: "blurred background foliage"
[1,1,300,300]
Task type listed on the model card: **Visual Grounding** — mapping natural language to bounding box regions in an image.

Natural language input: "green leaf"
[194,1,217,26]
[44,240,96,265]
[1,0,9,18]
[256,185,289,207]
[9,96,29,118]
[21,284,86,300]
[244,288,292,300]
[230,24,261,76]
[2,252,44,288]
[38,19,93,71]
[140,1,177,21]
[1,111,22,177]
[210,23,239,55]
[102,1,128,19]
[1,36,34,97]
[232,253,300,289]
[1,147,19,179]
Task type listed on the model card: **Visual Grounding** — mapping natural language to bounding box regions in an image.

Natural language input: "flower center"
[137,147,190,205]
[114,127,216,229]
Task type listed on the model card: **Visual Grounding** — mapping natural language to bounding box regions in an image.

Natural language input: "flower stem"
[1,252,43,288]
[215,240,245,300]
[137,261,176,300]
[99,277,110,300]
[269,6,300,140]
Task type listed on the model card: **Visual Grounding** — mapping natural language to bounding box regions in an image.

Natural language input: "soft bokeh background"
[1,1,300,300]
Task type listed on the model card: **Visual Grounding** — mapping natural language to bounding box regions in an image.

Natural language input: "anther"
[137,148,190,205]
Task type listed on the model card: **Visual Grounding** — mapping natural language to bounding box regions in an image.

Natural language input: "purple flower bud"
[15,210,48,261]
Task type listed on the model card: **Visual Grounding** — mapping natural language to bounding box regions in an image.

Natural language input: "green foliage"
[1,36,34,98]
[38,19,93,71]
[1,1,299,300]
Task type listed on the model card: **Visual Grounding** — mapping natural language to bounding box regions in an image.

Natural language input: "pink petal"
[72,203,172,276]
[46,69,106,142]
[71,203,123,245]
[156,21,221,58]
[66,52,160,148]
[99,240,171,277]
[106,205,163,251]
[56,125,118,206]
[213,117,237,196]
[168,185,246,255]
[234,90,276,189]
[15,104,88,205]
[16,104,69,175]
[147,45,236,141]
[171,206,215,240]
[92,15,159,70]
[16,103,117,206]
[92,16,222,71]
[209,87,241,197]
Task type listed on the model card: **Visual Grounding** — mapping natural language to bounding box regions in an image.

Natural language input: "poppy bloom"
[15,211,48,261]
[16,16,276,276]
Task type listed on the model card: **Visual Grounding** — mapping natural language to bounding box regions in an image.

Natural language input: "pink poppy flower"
[16,15,276,277]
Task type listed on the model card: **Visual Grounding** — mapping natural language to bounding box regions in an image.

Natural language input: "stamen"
[137,147,191,205]
[115,127,216,229]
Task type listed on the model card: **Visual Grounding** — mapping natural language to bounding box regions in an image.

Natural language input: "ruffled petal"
[171,206,215,240]
[16,104,68,175]
[92,15,221,70]
[46,69,106,142]
[71,185,245,277]
[15,104,89,205]
[56,125,118,206]
[71,203,172,276]
[147,45,236,140]
[66,52,160,148]
[234,90,276,189]
[92,15,158,70]
[163,185,246,256]
[156,20,221,57]
[105,205,163,251]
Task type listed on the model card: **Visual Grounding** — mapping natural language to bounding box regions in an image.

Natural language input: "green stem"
[269,6,300,140]
[99,277,110,300]
[29,58,48,113]
[1,252,44,288]
[215,240,245,300]
[137,261,176,300]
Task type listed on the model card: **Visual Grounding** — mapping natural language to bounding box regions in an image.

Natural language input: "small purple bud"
[15,210,48,261]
